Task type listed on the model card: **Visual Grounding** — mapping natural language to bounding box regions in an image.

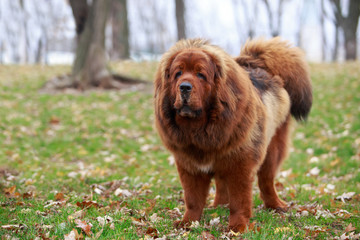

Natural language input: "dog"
[154,38,312,232]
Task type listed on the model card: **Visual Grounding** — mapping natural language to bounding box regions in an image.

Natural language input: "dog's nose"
[179,82,192,93]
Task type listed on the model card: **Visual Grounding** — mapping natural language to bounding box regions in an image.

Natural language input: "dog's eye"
[197,73,206,81]
[175,71,182,79]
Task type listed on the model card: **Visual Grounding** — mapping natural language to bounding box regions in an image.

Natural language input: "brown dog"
[154,38,312,232]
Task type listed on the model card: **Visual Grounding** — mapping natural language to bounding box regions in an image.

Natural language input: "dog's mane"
[154,39,257,153]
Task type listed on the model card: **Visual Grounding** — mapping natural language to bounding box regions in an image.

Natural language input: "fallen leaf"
[149,213,162,223]
[167,208,182,219]
[114,188,132,197]
[145,199,156,213]
[74,219,93,236]
[4,185,21,198]
[330,158,340,167]
[68,210,85,221]
[145,227,158,238]
[131,217,146,226]
[344,223,356,233]
[22,191,34,199]
[55,192,65,201]
[49,116,60,125]
[335,192,356,203]
[94,228,103,239]
[200,231,216,239]
[309,167,320,176]
[96,216,113,226]
[64,229,83,240]
[274,226,291,233]
[76,200,100,209]
[315,209,335,219]
[209,217,220,226]
[109,223,115,230]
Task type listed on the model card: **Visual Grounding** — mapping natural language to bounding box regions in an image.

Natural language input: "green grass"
[0,62,359,239]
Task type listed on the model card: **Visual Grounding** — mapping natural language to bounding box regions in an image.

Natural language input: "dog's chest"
[194,161,214,173]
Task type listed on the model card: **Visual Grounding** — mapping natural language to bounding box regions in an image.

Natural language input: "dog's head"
[155,39,243,125]
[168,49,218,118]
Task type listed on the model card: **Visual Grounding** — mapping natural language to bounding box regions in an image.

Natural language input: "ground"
[0,62,359,239]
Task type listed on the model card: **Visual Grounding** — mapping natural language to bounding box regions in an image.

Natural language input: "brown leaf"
[344,223,356,233]
[167,208,182,219]
[94,228,104,239]
[74,219,93,236]
[76,200,100,209]
[4,186,20,198]
[1,224,27,231]
[330,158,340,167]
[49,116,60,125]
[145,199,156,213]
[145,227,158,238]
[55,192,65,201]
[64,228,84,240]
[200,231,216,240]
[68,210,85,221]
[4,186,16,195]
[22,191,34,199]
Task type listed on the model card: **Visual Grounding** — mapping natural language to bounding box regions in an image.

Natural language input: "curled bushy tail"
[235,37,312,121]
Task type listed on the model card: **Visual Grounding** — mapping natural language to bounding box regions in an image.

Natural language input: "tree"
[233,0,259,40]
[111,0,130,59]
[69,0,88,41]
[330,0,360,60]
[43,0,144,91]
[70,0,112,89]
[320,0,327,61]
[175,0,186,40]
[262,0,285,37]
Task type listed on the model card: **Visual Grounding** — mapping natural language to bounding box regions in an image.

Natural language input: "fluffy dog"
[154,38,312,232]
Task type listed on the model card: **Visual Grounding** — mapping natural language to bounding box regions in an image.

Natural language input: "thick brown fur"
[154,38,312,232]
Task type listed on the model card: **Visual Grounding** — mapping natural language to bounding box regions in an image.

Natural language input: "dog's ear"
[205,51,237,113]
[160,50,181,82]
[165,69,170,80]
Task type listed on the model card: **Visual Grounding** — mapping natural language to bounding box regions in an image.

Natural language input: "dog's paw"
[228,224,247,234]
[264,200,289,213]
[173,220,191,230]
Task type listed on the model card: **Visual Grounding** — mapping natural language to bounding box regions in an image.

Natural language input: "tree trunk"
[69,0,88,40]
[332,22,339,61]
[43,0,148,91]
[320,0,326,61]
[72,0,112,89]
[330,0,360,61]
[263,0,284,37]
[111,0,130,60]
[343,0,360,60]
[175,0,186,40]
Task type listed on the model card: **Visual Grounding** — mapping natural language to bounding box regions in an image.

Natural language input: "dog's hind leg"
[211,175,229,207]
[257,115,291,212]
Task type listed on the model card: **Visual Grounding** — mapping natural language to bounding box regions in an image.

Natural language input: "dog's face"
[167,49,216,119]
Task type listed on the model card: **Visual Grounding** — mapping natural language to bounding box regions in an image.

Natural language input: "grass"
[0,62,359,239]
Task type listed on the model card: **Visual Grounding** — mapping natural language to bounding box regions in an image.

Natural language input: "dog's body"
[154,38,312,232]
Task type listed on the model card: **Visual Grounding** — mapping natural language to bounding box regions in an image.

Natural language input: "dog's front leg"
[175,164,212,227]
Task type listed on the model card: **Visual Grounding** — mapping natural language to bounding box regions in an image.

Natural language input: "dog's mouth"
[176,104,202,118]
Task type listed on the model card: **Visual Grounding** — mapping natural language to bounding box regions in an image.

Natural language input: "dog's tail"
[235,37,312,121]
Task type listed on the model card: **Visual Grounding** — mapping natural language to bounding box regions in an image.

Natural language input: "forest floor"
[0,62,359,239]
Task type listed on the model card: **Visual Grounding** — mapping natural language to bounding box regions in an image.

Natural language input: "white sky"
[0,0,359,63]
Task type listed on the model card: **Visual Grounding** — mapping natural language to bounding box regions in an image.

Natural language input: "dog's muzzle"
[179,82,192,103]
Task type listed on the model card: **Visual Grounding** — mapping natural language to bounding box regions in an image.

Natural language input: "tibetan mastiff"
[154,38,312,232]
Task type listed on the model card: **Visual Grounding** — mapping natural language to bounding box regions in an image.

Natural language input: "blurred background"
[0,0,359,65]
